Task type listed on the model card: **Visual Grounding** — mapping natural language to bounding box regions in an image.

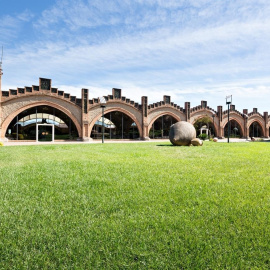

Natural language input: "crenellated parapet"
[88,88,141,111]
[223,104,245,118]
[148,96,184,112]
[223,109,245,118]
[190,105,217,113]
[1,78,81,108]
[247,108,263,118]
[190,101,217,115]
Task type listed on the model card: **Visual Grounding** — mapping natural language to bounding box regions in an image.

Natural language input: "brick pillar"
[201,100,207,108]
[185,102,190,122]
[81,88,90,141]
[243,116,248,138]
[141,96,149,140]
[264,112,269,137]
[163,95,171,104]
[217,106,223,138]
[243,109,248,138]
[112,88,121,99]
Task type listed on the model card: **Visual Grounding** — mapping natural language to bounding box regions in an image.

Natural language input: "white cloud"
[2,0,270,113]
[0,10,34,43]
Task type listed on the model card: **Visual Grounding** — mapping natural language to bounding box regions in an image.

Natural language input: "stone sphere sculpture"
[169,121,196,146]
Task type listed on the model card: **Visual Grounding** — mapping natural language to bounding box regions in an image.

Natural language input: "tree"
[193,116,211,130]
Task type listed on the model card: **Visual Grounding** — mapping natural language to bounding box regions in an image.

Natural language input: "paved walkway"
[2,139,167,146]
[216,138,250,143]
[1,138,262,146]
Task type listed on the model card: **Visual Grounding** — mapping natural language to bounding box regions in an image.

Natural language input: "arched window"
[5,106,79,141]
[249,122,263,137]
[224,120,243,138]
[91,111,139,139]
[149,115,178,139]
[193,116,216,137]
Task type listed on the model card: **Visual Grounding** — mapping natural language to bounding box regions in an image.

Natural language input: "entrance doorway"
[36,124,55,142]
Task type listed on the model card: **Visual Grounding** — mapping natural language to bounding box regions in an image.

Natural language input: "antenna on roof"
[0,46,3,69]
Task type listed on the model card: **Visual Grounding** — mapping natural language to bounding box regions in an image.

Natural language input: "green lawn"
[0,142,269,269]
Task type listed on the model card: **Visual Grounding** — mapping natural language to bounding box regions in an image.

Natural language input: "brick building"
[0,75,269,142]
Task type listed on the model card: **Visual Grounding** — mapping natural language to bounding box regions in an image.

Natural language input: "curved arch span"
[248,120,265,137]
[89,107,143,138]
[192,115,217,137]
[247,119,264,131]
[148,112,181,132]
[148,112,180,138]
[223,118,244,138]
[1,101,82,139]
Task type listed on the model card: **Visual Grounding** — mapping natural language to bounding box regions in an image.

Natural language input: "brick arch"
[191,114,217,135]
[190,109,216,123]
[148,111,182,132]
[89,107,143,138]
[221,117,245,137]
[1,101,82,138]
[191,114,212,123]
[247,118,265,136]
[247,117,264,130]
[221,112,245,128]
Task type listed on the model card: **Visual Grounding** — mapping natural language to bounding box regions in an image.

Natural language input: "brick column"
[141,96,150,140]
[201,100,207,108]
[264,112,269,137]
[243,109,248,138]
[81,88,90,141]
[112,88,121,99]
[185,102,190,122]
[217,106,223,138]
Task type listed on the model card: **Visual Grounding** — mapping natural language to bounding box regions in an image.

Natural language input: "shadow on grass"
[156,144,174,147]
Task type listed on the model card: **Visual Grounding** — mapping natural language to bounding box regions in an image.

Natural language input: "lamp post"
[99,97,107,143]
[226,95,232,143]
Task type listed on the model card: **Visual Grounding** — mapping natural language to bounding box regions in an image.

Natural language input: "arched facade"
[1,94,82,140]
[148,113,179,138]
[192,116,217,137]
[220,112,245,138]
[0,78,270,141]
[247,115,265,136]
[88,104,143,138]
[147,109,184,138]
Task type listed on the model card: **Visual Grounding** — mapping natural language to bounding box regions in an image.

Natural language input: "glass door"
[37,124,54,142]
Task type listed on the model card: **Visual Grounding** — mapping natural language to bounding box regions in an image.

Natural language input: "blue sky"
[1,0,270,113]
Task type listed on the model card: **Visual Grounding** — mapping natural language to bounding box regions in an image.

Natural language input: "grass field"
[0,141,270,269]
